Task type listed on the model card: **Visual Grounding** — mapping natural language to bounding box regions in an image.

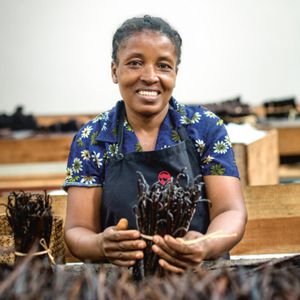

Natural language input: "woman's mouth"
[137,90,160,97]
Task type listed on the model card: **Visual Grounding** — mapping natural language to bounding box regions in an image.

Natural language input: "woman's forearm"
[65,227,106,262]
[203,209,247,259]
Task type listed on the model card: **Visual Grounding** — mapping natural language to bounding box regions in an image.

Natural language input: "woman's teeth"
[138,90,158,96]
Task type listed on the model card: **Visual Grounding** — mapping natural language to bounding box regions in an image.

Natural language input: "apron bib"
[101,101,210,233]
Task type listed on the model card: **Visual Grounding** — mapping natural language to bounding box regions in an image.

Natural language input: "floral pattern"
[81,125,93,138]
[204,111,217,119]
[72,158,83,173]
[210,164,225,175]
[213,141,229,154]
[81,150,90,161]
[80,175,96,184]
[63,98,239,189]
[179,112,201,125]
[91,151,103,168]
[195,139,205,153]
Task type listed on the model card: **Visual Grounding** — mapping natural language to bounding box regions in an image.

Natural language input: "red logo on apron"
[158,171,171,185]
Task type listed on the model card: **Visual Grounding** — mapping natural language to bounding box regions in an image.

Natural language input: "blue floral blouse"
[63,98,239,189]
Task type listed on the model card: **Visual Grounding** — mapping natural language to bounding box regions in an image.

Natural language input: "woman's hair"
[112,15,182,65]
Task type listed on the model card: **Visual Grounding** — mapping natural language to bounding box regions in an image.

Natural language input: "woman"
[64,15,247,273]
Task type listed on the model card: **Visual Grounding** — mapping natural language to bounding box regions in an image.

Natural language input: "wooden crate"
[279,163,300,180]
[0,134,74,164]
[0,173,66,192]
[36,114,95,127]
[231,183,300,255]
[277,127,300,156]
[232,129,279,186]
[0,133,73,192]
[255,118,300,157]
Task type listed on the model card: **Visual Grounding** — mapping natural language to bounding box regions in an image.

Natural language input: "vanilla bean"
[4,191,53,262]
[133,170,205,278]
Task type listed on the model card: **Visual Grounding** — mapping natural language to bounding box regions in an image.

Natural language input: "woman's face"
[111,30,178,117]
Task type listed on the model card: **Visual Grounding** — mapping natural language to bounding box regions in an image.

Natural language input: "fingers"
[152,244,188,269]
[158,259,185,274]
[107,249,144,261]
[102,223,147,266]
[102,233,146,262]
[104,227,141,242]
[116,218,128,230]
[165,235,197,254]
[152,235,178,257]
[103,240,145,266]
[113,260,136,267]
[154,234,194,255]
[105,239,146,251]
[152,234,204,270]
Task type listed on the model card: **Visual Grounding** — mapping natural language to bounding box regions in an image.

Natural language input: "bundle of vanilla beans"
[1,254,300,299]
[132,170,208,279]
[5,191,53,262]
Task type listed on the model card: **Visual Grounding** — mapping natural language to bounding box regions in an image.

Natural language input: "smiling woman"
[63,15,247,274]
[111,30,177,120]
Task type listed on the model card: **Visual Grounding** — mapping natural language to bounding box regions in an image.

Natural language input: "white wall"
[0,0,299,115]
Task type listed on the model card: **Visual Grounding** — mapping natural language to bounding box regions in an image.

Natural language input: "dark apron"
[101,101,210,233]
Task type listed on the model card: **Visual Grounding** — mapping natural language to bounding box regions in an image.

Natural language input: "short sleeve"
[62,122,105,190]
[192,109,239,178]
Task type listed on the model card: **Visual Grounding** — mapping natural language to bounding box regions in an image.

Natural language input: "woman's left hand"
[152,231,206,273]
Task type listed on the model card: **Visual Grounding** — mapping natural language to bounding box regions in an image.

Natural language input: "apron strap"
[177,126,190,141]
[115,101,125,160]
[168,105,190,142]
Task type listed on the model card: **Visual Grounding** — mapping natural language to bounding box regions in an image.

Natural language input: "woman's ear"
[111,62,118,84]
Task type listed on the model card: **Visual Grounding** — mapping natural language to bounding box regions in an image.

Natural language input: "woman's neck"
[125,104,169,132]
[125,104,169,151]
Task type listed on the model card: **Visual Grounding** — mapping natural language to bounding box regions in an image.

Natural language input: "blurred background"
[1,0,300,187]
[0,0,299,114]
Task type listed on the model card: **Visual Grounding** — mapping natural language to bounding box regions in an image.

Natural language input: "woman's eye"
[158,63,172,70]
[127,60,142,67]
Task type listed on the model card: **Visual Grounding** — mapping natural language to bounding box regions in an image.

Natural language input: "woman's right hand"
[100,219,147,267]
[65,188,146,264]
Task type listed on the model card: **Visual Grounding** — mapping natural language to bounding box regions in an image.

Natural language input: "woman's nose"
[140,65,159,83]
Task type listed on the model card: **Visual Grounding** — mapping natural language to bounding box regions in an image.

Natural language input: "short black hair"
[112,15,182,66]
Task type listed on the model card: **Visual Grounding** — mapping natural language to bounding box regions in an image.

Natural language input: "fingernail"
[136,252,143,259]
[138,242,145,248]
[159,259,164,267]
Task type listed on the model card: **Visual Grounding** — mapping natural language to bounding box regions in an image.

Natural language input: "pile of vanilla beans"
[132,171,208,279]
[4,191,53,262]
[0,254,300,299]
